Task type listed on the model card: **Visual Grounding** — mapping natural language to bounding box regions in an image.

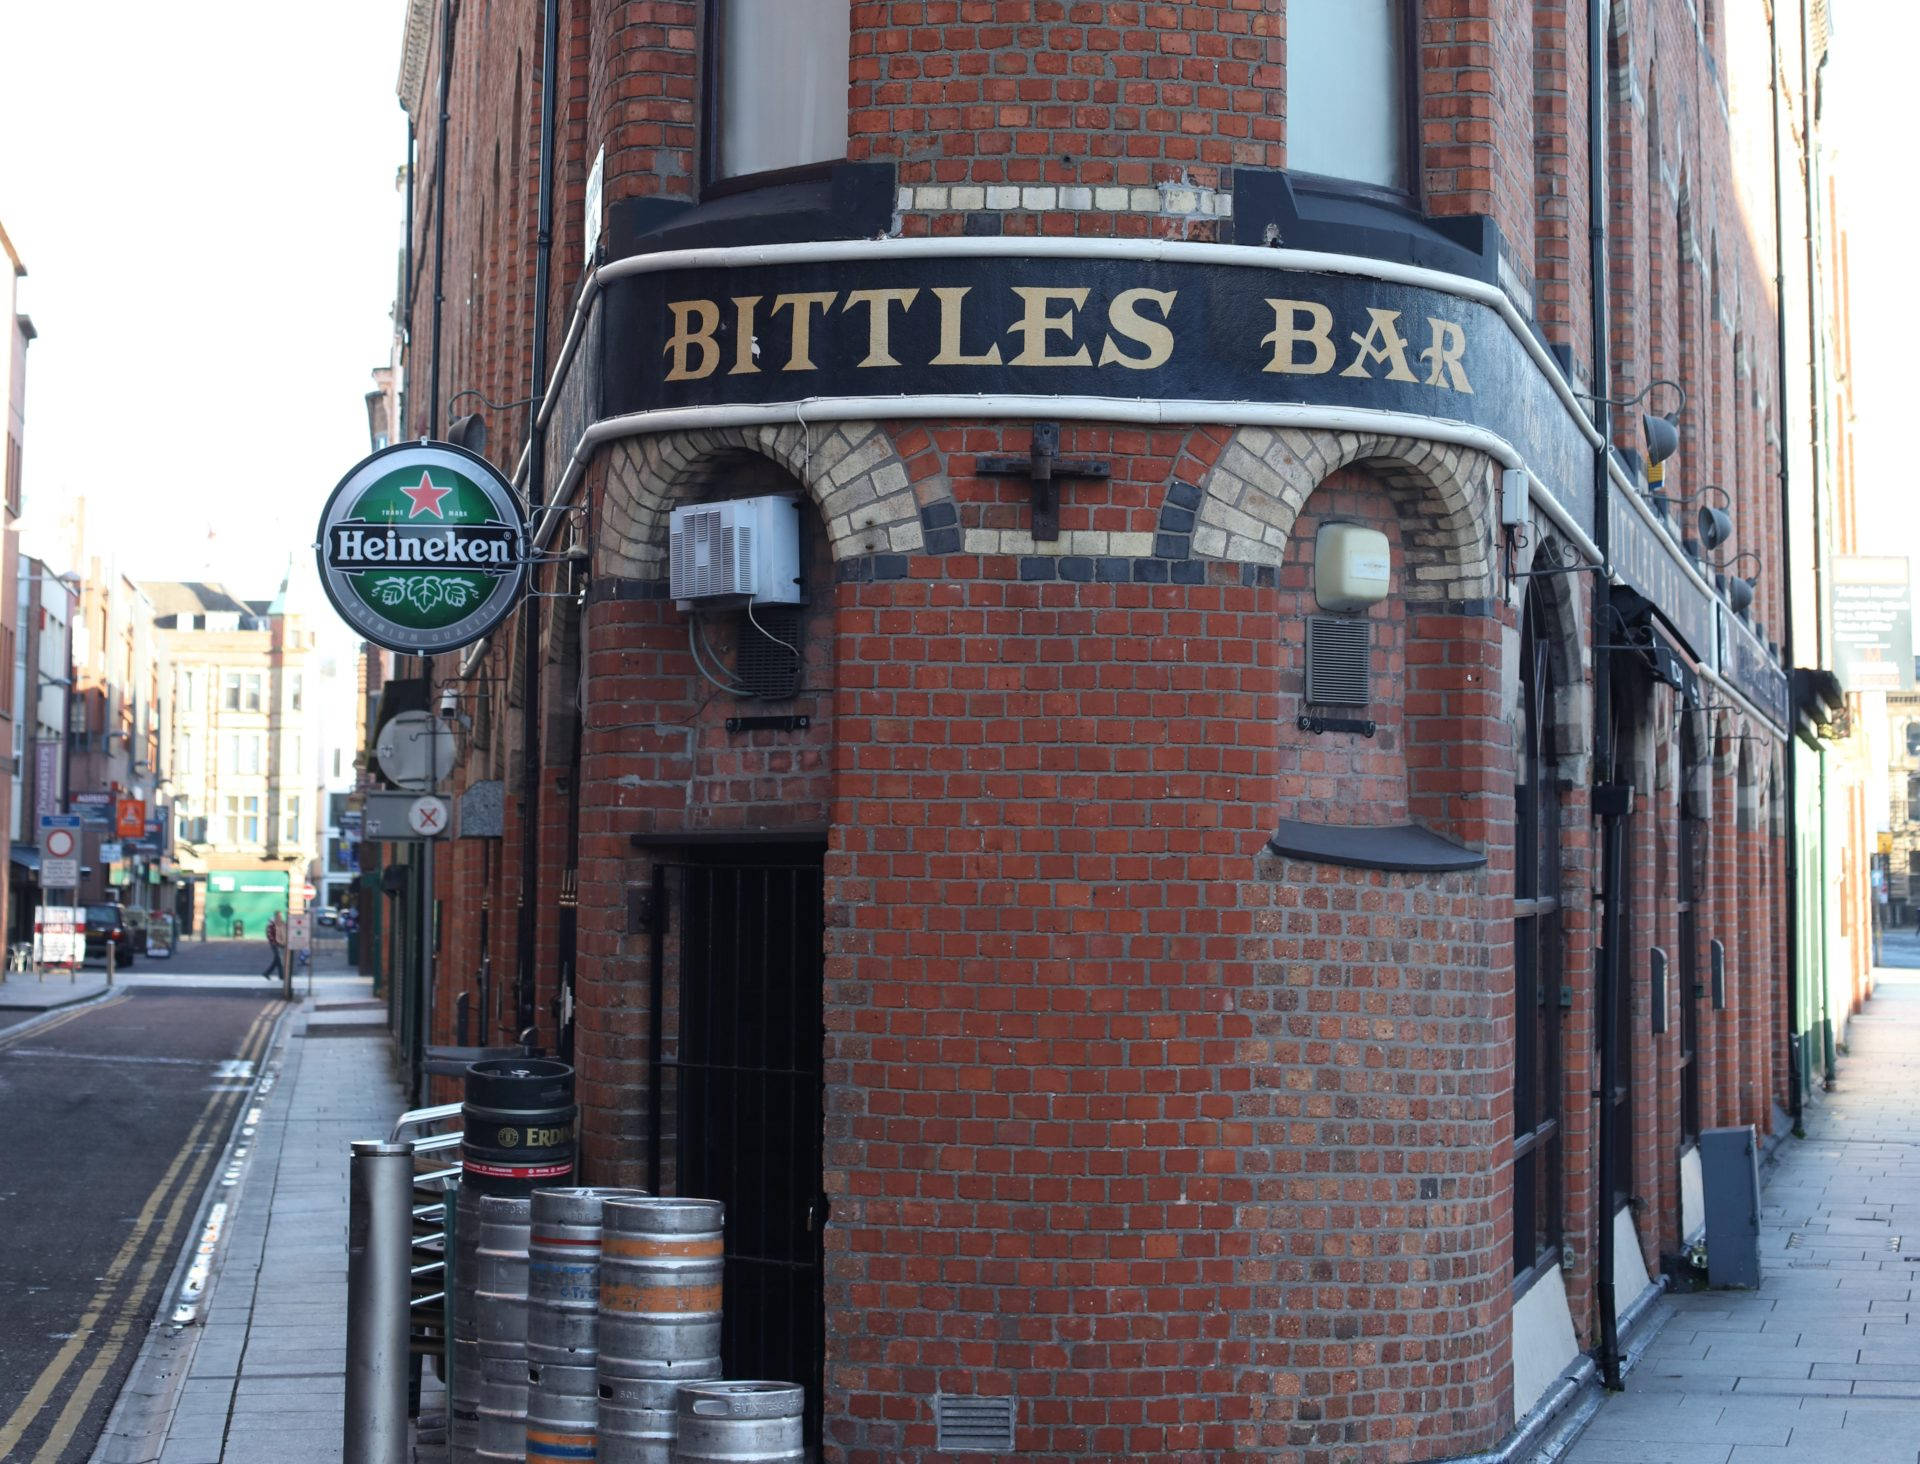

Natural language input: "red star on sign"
[401,472,452,518]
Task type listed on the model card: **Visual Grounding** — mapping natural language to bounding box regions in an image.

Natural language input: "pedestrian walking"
[262,912,285,980]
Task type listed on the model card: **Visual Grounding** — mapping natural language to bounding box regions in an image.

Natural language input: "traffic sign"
[39,815,82,889]
[408,796,449,837]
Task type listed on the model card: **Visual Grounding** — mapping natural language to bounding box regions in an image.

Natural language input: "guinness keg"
[463,1058,576,1197]
[672,1382,804,1464]
[474,1194,532,1358]
[598,1199,725,1390]
[528,1186,648,1367]
[598,1372,678,1464]
[525,1361,598,1464]
[474,1353,531,1461]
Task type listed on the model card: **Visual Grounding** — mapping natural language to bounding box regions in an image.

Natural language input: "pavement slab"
[1560,965,1920,1464]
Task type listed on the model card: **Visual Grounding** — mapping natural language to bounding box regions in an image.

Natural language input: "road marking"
[0,1002,275,1460]
[0,993,132,1053]
[0,1048,219,1066]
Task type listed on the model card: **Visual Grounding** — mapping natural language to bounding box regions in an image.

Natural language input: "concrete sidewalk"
[92,978,408,1464]
[1558,969,1920,1464]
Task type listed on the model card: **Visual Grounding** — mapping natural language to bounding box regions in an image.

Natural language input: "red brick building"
[380,3,1842,1458]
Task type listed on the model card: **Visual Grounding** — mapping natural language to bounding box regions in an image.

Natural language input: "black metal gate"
[647,849,826,1450]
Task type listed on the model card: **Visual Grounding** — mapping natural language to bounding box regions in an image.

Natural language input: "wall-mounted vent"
[934,1393,1016,1454]
[669,495,802,606]
[1305,615,1371,706]
[736,605,804,700]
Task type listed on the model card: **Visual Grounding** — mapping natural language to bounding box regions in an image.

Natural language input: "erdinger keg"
[528,1186,648,1367]
[463,1058,576,1197]
[473,1194,532,1357]
[598,1198,725,1439]
[672,1382,804,1464]
[525,1361,598,1464]
[598,1372,678,1464]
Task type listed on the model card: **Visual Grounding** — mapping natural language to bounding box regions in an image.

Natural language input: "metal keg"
[464,1057,577,1197]
[528,1185,648,1367]
[449,1335,483,1464]
[598,1199,724,1388]
[474,1193,532,1357]
[526,1361,598,1464]
[598,1372,678,1464]
[454,1185,484,1342]
[672,1382,804,1464]
[474,1352,531,1462]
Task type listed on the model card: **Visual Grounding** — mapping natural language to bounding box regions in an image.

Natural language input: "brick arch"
[594,422,941,580]
[1185,426,1495,599]
[1516,527,1594,775]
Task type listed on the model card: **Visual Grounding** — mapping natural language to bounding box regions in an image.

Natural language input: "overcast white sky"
[0,2,1905,605]
[0,1,405,608]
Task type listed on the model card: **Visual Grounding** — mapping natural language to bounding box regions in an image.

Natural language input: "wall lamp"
[1711,552,1762,616]
[1579,378,1687,467]
[1652,483,1733,554]
[444,388,538,457]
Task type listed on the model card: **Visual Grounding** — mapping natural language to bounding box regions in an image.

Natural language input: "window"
[1677,713,1703,1145]
[181,672,196,712]
[226,733,263,775]
[4,431,21,518]
[224,794,262,845]
[1907,722,1920,758]
[287,796,301,846]
[710,0,851,183]
[1513,592,1564,1278]
[1285,0,1412,192]
[245,674,262,711]
[224,671,241,710]
[291,674,304,712]
[179,732,195,777]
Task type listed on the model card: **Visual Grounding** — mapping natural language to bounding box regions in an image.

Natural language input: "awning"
[9,847,38,873]
[1792,668,1847,747]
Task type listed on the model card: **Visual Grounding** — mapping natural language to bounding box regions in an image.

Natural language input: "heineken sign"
[317,441,528,654]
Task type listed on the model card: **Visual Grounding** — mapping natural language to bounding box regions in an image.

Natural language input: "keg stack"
[456,1059,578,1464]
[598,1198,725,1463]
[524,1186,646,1464]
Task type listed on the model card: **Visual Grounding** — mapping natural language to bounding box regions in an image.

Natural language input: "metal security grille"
[649,852,827,1453]
[935,1394,1017,1453]
[1305,615,1371,705]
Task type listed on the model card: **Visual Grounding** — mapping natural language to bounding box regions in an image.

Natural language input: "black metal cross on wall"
[976,422,1112,542]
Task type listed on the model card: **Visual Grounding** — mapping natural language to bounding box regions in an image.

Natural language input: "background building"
[372,2,1863,1457]
[9,553,75,938]
[0,221,29,944]
[148,578,318,937]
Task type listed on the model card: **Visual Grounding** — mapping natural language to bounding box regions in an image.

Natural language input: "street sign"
[408,796,450,837]
[362,792,449,841]
[315,440,529,655]
[289,912,312,950]
[375,711,457,790]
[39,814,81,889]
[116,797,146,838]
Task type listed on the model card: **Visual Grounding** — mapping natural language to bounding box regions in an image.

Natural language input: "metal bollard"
[345,1139,415,1464]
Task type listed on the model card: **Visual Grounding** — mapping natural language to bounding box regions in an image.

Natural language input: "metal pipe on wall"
[516,0,561,1045]
[1586,0,1625,1392]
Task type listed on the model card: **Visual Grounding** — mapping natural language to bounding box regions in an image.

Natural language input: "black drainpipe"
[402,118,416,440]
[1770,0,1804,1130]
[429,0,454,441]
[515,0,561,1046]
[1587,0,1625,1392]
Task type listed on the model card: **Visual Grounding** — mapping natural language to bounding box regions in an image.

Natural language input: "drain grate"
[935,1394,1016,1454]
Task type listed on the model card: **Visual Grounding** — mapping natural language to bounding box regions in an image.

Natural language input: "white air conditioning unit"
[669,496,803,608]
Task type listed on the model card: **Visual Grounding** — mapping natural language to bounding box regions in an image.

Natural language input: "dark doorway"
[648,848,826,1450]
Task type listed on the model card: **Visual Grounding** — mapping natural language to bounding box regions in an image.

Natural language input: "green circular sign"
[316,441,528,654]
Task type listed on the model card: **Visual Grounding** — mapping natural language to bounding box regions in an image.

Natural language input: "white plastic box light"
[669,495,803,608]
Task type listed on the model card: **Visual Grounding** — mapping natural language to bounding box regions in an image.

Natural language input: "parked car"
[119,906,151,954]
[83,904,135,966]
[316,907,339,928]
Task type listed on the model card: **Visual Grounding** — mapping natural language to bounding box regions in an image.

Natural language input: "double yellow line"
[0,992,132,1054]
[0,999,279,1462]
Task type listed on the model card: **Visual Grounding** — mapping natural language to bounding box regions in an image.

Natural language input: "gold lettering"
[843,288,921,367]
[769,292,838,372]
[1261,298,1336,375]
[1098,288,1178,370]
[930,286,1004,366]
[1007,286,1092,367]
[729,296,762,375]
[1340,307,1419,382]
[1421,317,1473,393]
[663,299,721,381]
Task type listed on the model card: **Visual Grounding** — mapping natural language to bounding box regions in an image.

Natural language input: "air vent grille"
[670,505,750,600]
[736,605,804,700]
[1305,615,1372,706]
[934,1393,1016,1454]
